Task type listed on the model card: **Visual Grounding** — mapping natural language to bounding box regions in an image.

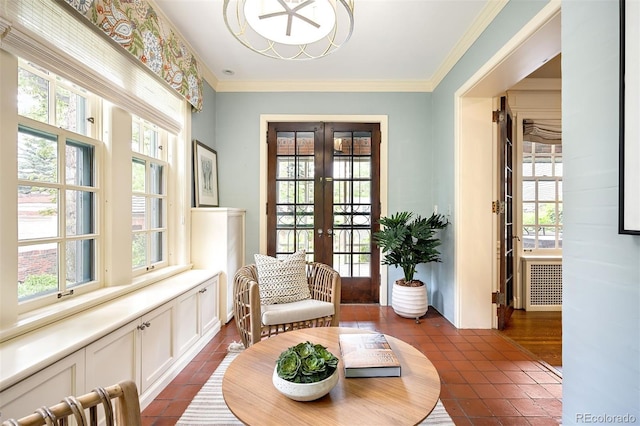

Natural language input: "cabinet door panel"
[140,305,174,392]
[85,322,139,392]
[176,289,199,355]
[200,276,219,334]
[0,351,85,422]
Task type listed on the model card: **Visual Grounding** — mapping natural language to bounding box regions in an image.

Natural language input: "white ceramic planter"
[391,281,428,320]
[272,368,339,401]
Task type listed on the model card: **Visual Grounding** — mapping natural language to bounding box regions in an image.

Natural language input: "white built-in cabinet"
[85,319,139,397]
[0,271,220,422]
[191,208,246,323]
[175,276,218,356]
[0,351,85,423]
[84,303,175,398]
[198,277,219,334]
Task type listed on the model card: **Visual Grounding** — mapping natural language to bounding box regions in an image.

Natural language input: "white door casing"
[453,2,561,328]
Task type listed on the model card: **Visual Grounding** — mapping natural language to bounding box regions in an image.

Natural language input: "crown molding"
[430,0,509,90]
[214,79,434,93]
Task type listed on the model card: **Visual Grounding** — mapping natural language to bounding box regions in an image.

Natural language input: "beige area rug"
[177,349,454,425]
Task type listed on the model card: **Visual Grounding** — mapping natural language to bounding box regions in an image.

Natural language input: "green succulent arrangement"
[275,341,339,384]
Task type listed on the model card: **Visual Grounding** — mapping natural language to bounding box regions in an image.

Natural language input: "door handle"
[327,229,333,236]
[317,229,323,235]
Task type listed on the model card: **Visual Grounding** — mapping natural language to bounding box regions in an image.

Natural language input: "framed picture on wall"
[194,140,219,207]
[620,0,640,234]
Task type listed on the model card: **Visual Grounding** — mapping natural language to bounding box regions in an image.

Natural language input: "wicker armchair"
[233,262,341,347]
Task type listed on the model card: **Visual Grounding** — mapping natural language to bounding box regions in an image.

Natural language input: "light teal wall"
[202,0,640,422]
[214,91,431,300]
[192,80,217,146]
[191,80,217,207]
[562,1,640,421]
[209,1,551,311]
[431,0,550,320]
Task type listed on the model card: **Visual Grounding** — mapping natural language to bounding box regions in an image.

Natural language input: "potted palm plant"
[373,211,449,322]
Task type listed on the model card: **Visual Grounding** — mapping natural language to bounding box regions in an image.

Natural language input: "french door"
[496,96,515,329]
[267,122,380,303]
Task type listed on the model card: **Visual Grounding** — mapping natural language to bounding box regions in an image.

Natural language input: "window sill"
[1,265,192,343]
[0,267,220,391]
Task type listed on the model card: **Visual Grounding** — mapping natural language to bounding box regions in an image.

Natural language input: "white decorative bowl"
[272,368,339,401]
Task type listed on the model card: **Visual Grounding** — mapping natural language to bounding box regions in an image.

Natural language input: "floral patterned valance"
[64,0,203,111]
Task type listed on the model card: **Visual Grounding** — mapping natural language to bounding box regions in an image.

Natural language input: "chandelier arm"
[259,11,289,19]
[290,12,321,29]
[286,14,293,36]
[258,3,321,29]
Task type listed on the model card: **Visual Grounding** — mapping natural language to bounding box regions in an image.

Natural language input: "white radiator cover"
[522,257,562,311]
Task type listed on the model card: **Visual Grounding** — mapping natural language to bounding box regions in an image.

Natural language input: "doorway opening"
[454,2,562,367]
[502,65,563,367]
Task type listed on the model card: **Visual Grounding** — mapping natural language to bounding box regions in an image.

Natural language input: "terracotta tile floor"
[142,305,562,425]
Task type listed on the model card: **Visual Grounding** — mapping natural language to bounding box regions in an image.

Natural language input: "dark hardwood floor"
[499,309,562,368]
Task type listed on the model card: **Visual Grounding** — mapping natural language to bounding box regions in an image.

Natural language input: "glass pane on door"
[274,131,315,260]
[332,131,372,277]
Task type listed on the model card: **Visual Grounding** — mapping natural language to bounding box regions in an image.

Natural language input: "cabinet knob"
[199,288,207,294]
[143,321,151,327]
[137,324,146,331]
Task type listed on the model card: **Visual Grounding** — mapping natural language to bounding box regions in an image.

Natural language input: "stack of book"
[338,333,401,378]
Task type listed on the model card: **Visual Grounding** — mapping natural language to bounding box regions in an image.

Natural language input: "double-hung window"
[521,119,563,250]
[131,117,168,273]
[17,61,100,306]
[4,5,187,326]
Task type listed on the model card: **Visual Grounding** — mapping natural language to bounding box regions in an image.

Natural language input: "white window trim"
[0,52,192,341]
[132,147,170,276]
[514,112,563,257]
[16,117,103,313]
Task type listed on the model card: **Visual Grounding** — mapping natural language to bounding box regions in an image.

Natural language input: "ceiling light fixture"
[223,0,355,60]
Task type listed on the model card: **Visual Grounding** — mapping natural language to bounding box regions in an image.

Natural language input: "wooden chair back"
[1,380,141,426]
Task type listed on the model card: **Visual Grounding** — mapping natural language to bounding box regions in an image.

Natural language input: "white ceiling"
[153,0,505,92]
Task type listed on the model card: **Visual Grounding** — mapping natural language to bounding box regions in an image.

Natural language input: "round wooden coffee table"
[222,327,441,425]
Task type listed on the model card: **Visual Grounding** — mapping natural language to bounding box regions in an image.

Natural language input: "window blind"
[0,0,184,134]
[523,119,561,145]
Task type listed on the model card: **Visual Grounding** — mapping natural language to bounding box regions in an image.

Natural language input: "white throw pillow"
[254,251,311,305]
